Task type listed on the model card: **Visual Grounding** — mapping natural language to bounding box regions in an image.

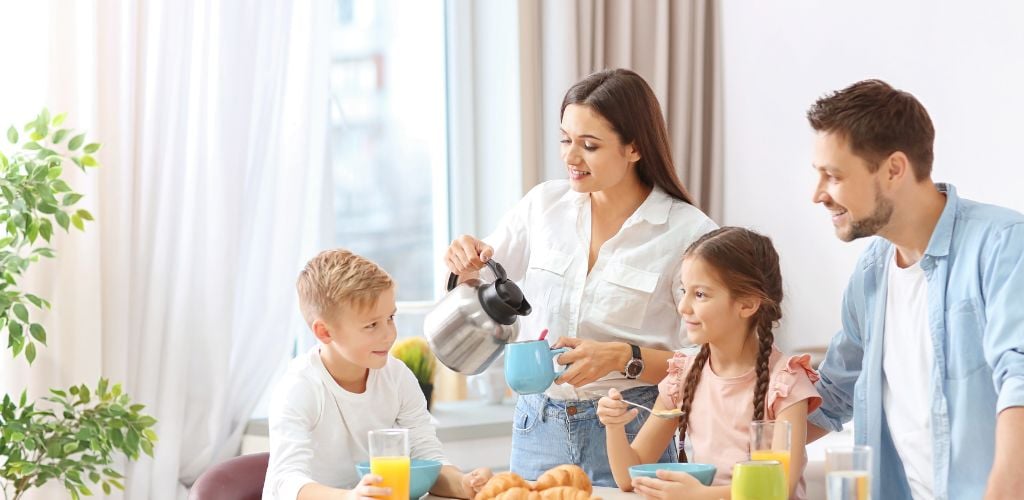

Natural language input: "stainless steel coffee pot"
[423,260,531,375]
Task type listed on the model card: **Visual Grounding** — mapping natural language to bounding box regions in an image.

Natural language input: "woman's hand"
[445,234,494,276]
[631,470,708,500]
[461,467,493,498]
[596,388,639,427]
[551,337,627,387]
[345,474,391,500]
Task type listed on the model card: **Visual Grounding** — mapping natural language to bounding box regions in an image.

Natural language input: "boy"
[262,249,491,499]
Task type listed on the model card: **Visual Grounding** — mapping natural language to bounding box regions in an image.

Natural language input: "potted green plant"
[0,110,158,500]
[390,337,437,409]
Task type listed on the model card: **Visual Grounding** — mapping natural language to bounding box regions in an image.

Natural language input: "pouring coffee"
[423,260,531,375]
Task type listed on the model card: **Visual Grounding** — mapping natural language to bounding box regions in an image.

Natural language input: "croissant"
[475,471,530,500]
[536,486,595,500]
[534,465,592,494]
[492,486,537,500]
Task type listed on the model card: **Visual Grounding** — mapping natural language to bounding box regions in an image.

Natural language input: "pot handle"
[446,260,508,291]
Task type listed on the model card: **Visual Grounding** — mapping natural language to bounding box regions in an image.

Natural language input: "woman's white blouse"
[484,180,717,400]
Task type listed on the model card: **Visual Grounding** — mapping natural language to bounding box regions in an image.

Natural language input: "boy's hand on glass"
[631,469,705,499]
[461,467,493,498]
[346,473,390,500]
[596,388,638,427]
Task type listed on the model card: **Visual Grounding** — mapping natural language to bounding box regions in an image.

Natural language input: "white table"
[426,486,639,499]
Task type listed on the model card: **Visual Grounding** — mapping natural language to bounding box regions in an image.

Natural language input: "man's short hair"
[296,249,394,324]
[807,79,935,180]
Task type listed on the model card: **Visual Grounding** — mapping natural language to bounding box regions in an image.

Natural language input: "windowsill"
[244,398,516,444]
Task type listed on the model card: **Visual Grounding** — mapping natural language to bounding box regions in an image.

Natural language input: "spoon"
[583,390,686,420]
[619,399,686,420]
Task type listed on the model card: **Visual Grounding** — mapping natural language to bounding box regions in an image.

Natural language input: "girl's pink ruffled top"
[656,346,822,498]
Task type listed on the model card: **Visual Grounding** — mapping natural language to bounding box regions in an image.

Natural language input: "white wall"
[719,0,1024,351]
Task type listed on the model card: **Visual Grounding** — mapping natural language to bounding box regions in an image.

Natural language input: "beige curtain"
[519,0,722,219]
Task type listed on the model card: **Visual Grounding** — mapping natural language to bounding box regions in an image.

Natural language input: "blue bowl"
[355,459,442,499]
[628,462,716,486]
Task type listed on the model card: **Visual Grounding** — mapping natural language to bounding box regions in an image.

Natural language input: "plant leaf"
[52,112,67,126]
[63,193,83,206]
[72,214,84,231]
[27,220,39,243]
[7,126,18,143]
[52,128,69,144]
[68,133,86,151]
[76,209,94,221]
[25,293,46,308]
[11,332,24,357]
[37,202,58,214]
[10,320,23,339]
[51,179,72,192]
[30,323,46,344]
[83,143,101,154]
[56,211,70,230]
[25,341,36,363]
[14,302,29,322]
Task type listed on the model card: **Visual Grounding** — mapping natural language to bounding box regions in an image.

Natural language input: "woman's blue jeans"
[509,385,677,486]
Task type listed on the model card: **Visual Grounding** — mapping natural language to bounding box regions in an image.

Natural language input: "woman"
[446,68,717,486]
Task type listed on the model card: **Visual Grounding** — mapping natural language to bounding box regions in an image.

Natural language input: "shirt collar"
[560,184,674,225]
[924,183,959,258]
[635,185,673,225]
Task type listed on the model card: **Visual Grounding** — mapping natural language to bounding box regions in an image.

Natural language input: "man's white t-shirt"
[882,249,935,500]
[261,347,448,500]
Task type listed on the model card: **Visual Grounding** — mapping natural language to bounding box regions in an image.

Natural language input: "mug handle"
[549,347,571,377]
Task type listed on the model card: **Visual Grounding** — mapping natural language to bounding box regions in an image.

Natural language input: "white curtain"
[0,0,330,498]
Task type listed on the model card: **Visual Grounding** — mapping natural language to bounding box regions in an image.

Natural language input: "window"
[328,0,448,335]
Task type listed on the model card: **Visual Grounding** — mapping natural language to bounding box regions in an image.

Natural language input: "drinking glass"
[731,460,787,500]
[369,428,410,500]
[825,445,871,500]
[749,420,792,489]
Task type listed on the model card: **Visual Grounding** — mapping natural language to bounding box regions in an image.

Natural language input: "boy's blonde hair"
[296,249,394,324]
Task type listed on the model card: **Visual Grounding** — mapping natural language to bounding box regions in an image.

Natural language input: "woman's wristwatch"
[623,343,644,379]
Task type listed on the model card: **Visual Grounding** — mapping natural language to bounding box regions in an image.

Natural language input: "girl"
[597,227,821,499]
[446,68,717,485]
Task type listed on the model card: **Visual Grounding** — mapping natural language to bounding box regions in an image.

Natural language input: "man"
[805,79,1024,500]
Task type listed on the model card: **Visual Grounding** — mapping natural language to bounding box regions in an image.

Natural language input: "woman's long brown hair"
[675,227,783,462]
[560,68,695,205]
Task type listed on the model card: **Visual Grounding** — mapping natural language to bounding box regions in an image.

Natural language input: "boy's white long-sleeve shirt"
[261,347,449,500]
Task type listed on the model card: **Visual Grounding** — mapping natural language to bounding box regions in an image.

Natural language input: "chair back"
[189,452,270,500]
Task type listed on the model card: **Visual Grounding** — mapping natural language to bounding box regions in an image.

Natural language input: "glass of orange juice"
[368,428,410,500]
[749,420,792,490]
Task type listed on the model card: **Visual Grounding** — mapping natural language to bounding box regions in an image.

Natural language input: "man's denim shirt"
[808,184,1024,500]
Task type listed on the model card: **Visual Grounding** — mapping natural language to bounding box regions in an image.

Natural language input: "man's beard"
[839,183,894,242]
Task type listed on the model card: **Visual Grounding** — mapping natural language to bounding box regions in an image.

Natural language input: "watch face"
[626,359,644,377]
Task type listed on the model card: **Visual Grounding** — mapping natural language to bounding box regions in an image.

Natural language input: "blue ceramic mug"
[504,340,570,395]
